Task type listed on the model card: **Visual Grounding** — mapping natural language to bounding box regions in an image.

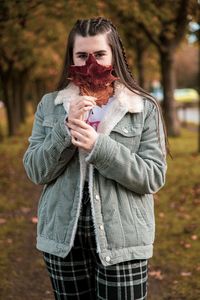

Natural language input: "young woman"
[23,17,167,300]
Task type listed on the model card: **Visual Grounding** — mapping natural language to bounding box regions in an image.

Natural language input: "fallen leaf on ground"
[183,223,197,233]
[20,207,31,213]
[148,270,164,280]
[7,238,13,244]
[196,266,200,271]
[179,213,190,220]
[158,212,165,218]
[191,235,198,240]
[31,217,38,224]
[0,218,6,224]
[180,272,192,277]
[173,280,178,284]
[45,290,52,295]
[179,240,192,248]
[16,257,22,262]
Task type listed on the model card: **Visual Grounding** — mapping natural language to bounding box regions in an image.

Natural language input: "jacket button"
[105,256,111,262]
[95,194,100,200]
[122,128,128,133]
[99,225,104,230]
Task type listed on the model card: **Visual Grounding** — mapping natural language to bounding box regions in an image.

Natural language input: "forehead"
[73,34,110,52]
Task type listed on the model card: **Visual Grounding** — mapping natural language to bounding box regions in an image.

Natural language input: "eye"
[78,54,88,60]
[95,53,104,59]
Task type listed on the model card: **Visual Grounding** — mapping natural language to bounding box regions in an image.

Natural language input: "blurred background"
[0,1,199,299]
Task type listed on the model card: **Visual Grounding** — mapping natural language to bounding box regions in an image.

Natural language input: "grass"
[0,107,199,298]
[0,113,39,293]
[149,128,200,299]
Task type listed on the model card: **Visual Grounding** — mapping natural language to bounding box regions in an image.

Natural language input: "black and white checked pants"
[43,181,148,299]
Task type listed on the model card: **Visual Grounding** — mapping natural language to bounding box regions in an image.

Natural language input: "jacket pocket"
[37,187,48,236]
[129,194,155,245]
[42,114,66,134]
[42,116,54,134]
[103,207,126,249]
[110,123,142,151]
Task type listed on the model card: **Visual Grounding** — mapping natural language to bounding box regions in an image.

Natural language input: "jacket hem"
[37,235,153,266]
[37,236,71,257]
[98,244,153,266]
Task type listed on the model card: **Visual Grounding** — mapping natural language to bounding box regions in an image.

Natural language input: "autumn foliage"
[68,54,118,106]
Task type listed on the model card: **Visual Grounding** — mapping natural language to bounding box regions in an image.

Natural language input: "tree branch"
[136,20,161,49]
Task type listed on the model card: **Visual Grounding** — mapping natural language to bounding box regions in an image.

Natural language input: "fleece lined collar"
[54,81,144,114]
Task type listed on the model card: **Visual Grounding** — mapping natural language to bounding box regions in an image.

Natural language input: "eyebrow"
[75,50,107,55]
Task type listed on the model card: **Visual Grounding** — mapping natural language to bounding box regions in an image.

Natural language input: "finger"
[80,95,97,103]
[68,107,89,120]
[71,130,81,140]
[69,107,93,120]
[69,125,89,138]
[69,105,93,118]
[66,116,85,129]
[76,101,96,110]
[71,136,79,145]
[71,97,96,107]
[71,136,84,148]
[69,118,90,129]
[71,129,89,141]
[72,95,96,102]
[67,122,75,129]
[80,106,94,112]
[83,107,93,112]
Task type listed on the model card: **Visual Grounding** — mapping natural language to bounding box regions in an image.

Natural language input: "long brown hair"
[56,17,169,157]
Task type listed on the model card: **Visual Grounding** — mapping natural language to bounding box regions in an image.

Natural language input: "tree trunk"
[160,49,180,136]
[12,72,21,129]
[0,69,20,136]
[33,79,47,110]
[19,70,27,123]
[4,85,17,136]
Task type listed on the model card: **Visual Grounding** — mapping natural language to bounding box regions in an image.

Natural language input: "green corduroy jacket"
[23,81,167,266]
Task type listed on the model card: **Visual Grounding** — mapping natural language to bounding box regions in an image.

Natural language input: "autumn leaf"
[180,240,191,249]
[20,207,31,214]
[31,217,38,224]
[0,218,7,225]
[180,272,192,277]
[191,235,198,240]
[183,223,198,234]
[196,266,200,272]
[158,212,165,218]
[68,53,118,106]
[7,238,13,244]
[68,53,117,89]
[148,270,164,280]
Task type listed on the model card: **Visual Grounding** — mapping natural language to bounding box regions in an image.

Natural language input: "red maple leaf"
[68,54,118,106]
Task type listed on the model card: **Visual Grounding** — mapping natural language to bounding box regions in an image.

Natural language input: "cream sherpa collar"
[54,81,144,114]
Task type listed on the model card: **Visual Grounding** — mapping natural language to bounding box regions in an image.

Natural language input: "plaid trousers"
[43,182,148,300]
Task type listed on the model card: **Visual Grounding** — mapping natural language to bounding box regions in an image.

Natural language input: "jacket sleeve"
[85,101,167,194]
[23,94,77,185]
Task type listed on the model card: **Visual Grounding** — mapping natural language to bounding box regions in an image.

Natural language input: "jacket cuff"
[64,114,71,136]
[51,116,74,151]
[85,133,116,169]
[85,133,100,161]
